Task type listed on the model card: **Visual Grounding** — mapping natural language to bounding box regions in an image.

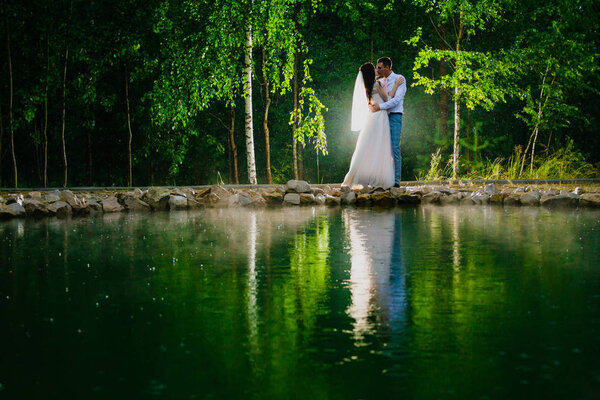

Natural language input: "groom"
[369,57,406,186]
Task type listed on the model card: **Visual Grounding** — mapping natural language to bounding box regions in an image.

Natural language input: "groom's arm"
[379,81,406,110]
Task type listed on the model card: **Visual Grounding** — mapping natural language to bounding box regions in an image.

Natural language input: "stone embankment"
[1,180,599,220]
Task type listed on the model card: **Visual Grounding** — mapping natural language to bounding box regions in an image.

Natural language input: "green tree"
[408,0,514,178]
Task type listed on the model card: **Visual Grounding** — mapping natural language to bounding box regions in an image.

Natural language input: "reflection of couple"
[344,209,406,341]
[343,57,406,189]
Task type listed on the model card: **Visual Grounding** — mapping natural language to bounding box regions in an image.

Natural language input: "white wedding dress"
[343,86,395,188]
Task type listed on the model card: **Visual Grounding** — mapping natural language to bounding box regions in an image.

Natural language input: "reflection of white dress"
[343,89,394,188]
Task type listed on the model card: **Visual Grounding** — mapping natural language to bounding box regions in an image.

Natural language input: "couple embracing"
[343,57,406,189]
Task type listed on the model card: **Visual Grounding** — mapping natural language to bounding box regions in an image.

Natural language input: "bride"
[342,63,402,189]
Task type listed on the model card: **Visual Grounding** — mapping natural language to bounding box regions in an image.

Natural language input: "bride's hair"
[360,63,376,102]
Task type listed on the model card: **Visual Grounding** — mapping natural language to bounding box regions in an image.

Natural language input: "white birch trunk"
[244,23,257,185]
[453,89,460,179]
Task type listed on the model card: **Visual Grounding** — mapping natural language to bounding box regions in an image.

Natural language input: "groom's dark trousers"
[389,113,403,183]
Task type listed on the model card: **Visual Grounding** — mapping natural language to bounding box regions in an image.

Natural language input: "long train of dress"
[343,91,394,188]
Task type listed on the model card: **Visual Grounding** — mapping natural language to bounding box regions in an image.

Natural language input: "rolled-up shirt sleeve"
[379,82,406,110]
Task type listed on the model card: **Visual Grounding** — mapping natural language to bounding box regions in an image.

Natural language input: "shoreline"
[1,180,599,220]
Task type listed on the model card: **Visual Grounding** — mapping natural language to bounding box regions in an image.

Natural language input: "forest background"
[0,0,598,188]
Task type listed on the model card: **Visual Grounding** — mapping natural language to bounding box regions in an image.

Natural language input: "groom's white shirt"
[379,71,406,113]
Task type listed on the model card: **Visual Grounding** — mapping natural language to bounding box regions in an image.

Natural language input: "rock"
[579,193,600,207]
[540,194,578,208]
[559,189,579,199]
[471,191,490,205]
[47,201,72,218]
[484,183,500,196]
[356,193,372,206]
[406,186,425,196]
[300,193,316,205]
[87,199,103,213]
[142,187,171,210]
[122,196,151,212]
[390,187,406,196]
[460,196,476,205]
[283,193,301,205]
[340,190,356,205]
[513,187,528,193]
[26,191,42,200]
[0,203,18,218]
[43,190,61,203]
[503,195,521,206]
[262,191,284,205]
[22,199,50,216]
[340,186,351,193]
[6,194,23,205]
[396,194,421,205]
[574,187,584,195]
[311,187,326,196]
[325,194,341,206]
[439,193,459,205]
[328,188,343,197]
[372,191,396,206]
[542,188,560,196]
[519,191,541,206]
[59,191,89,215]
[169,195,188,210]
[285,180,311,193]
[132,188,144,198]
[422,191,442,204]
[187,198,204,208]
[489,193,505,204]
[203,185,231,207]
[315,194,326,205]
[238,193,253,207]
[102,196,125,213]
[227,194,240,207]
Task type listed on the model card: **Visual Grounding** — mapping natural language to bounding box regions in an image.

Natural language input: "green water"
[1,206,599,399]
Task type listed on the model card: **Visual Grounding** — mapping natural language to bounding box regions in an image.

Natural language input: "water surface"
[1,206,599,399]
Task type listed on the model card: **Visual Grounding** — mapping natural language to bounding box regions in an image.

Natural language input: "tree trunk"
[43,31,49,187]
[87,127,93,185]
[439,24,449,139]
[452,17,463,180]
[2,0,17,187]
[244,23,257,184]
[125,62,133,187]
[453,90,460,179]
[0,104,3,187]
[292,51,299,180]
[262,48,272,184]
[229,105,239,184]
[61,0,72,187]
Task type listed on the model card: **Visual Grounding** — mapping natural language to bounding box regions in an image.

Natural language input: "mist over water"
[1,206,599,399]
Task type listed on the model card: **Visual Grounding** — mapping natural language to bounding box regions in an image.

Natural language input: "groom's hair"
[377,57,392,69]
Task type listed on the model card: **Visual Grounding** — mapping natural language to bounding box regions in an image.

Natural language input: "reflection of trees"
[402,205,600,398]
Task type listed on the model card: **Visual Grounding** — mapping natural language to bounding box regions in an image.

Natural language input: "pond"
[1,206,599,399]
